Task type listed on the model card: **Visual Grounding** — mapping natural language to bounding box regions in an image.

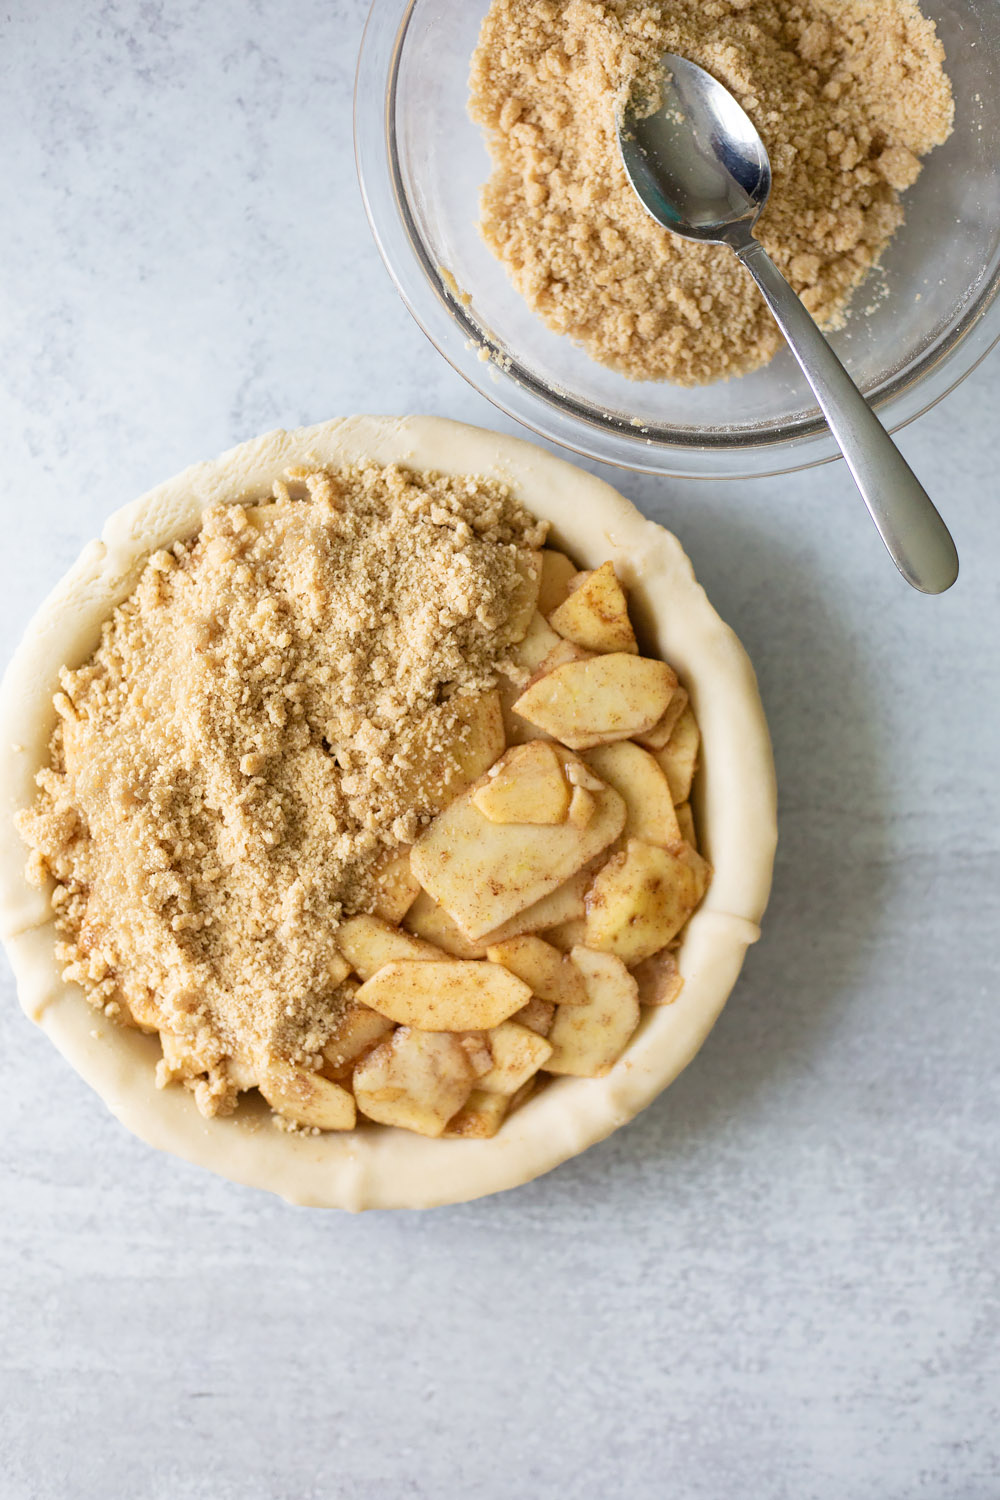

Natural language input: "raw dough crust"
[0,416,777,1210]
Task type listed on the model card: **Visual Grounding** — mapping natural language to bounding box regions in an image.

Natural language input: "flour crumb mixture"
[18,465,546,1117]
[470,0,954,385]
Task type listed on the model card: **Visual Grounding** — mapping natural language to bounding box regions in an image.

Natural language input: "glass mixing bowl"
[355,0,1000,479]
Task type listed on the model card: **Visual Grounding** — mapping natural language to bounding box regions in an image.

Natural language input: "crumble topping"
[18,462,546,1114]
[469,0,954,384]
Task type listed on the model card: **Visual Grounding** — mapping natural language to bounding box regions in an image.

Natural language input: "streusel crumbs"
[18,463,546,1115]
[470,0,954,384]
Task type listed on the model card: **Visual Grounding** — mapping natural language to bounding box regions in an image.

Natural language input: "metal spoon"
[617,53,959,595]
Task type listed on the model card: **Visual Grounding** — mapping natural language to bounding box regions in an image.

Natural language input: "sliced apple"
[654,703,700,804]
[321,1001,395,1080]
[542,916,588,953]
[536,549,579,615]
[512,610,562,675]
[355,959,531,1031]
[548,561,638,655]
[477,1020,553,1095]
[497,613,562,743]
[566,761,605,792]
[584,838,710,964]
[258,1064,357,1131]
[411,749,625,939]
[635,686,688,751]
[458,1032,495,1078]
[584,740,681,845]
[512,654,676,751]
[506,551,543,642]
[675,801,696,848]
[632,947,685,1007]
[545,948,640,1077]
[512,996,556,1035]
[369,846,421,924]
[472,740,570,825]
[477,861,599,945]
[325,952,353,988]
[485,933,587,1007]
[567,786,596,829]
[443,1088,511,1139]
[530,638,593,684]
[397,689,505,809]
[337,914,446,981]
[404,890,491,958]
[354,1028,477,1137]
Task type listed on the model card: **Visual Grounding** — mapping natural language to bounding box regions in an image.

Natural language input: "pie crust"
[0,416,777,1209]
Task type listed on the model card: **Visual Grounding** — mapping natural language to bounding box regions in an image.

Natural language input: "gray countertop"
[1,3,997,1497]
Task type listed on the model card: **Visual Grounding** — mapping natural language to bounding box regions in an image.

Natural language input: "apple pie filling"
[18,462,707,1139]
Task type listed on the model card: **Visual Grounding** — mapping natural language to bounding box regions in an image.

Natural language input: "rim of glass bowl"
[354,0,1000,480]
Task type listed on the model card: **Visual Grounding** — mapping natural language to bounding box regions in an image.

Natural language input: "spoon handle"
[736,239,959,595]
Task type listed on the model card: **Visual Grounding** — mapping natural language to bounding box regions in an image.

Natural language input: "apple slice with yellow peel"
[506,550,544,642]
[476,861,600,945]
[499,630,592,746]
[584,838,710,964]
[411,750,625,939]
[477,1020,553,1095]
[354,1028,477,1137]
[512,996,556,1035]
[654,703,700,805]
[545,948,640,1077]
[485,933,587,1007]
[321,998,395,1080]
[355,959,531,1031]
[675,801,696,848]
[632,948,685,1007]
[548,561,638,655]
[472,741,570,825]
[536,549,579,616]
[512,654,676,751]
[337,914,446,980]
[258,1064,357,1131]
[458,1032,494,1078]
[584,741,681,846]
[368,846,421,924]
[444,1089,511,1139]
[530,638,593,683]
[635,686,688,751]
[566,761,604,792]
[404,890,491,958]
[323,951,353,988]
[397,689,505,809]
[542,916,588,953]
[513,611,562,675]
[498,613,565,745]
[567,786,596,828]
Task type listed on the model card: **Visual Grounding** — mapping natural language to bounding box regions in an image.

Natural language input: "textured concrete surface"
[1,3,998,1498]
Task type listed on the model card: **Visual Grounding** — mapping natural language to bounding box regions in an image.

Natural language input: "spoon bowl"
[619,56,770,242]
[617,52,959,594]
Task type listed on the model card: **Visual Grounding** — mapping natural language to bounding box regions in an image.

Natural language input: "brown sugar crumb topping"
[18,462,546,1114]
[469,0,954,385]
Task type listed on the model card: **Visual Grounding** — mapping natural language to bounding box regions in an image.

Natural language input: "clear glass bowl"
[355,0,1000,479]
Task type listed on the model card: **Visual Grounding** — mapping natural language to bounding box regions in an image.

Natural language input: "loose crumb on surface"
[18,464,546,1115]
[469,0,954,385]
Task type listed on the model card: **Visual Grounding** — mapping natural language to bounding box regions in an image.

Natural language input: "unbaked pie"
[0,416,776,1208]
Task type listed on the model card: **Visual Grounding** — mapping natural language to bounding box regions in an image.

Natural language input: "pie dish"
[0,415,776,1209]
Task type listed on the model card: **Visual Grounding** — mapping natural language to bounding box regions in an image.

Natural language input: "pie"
[0,416,776,1209]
